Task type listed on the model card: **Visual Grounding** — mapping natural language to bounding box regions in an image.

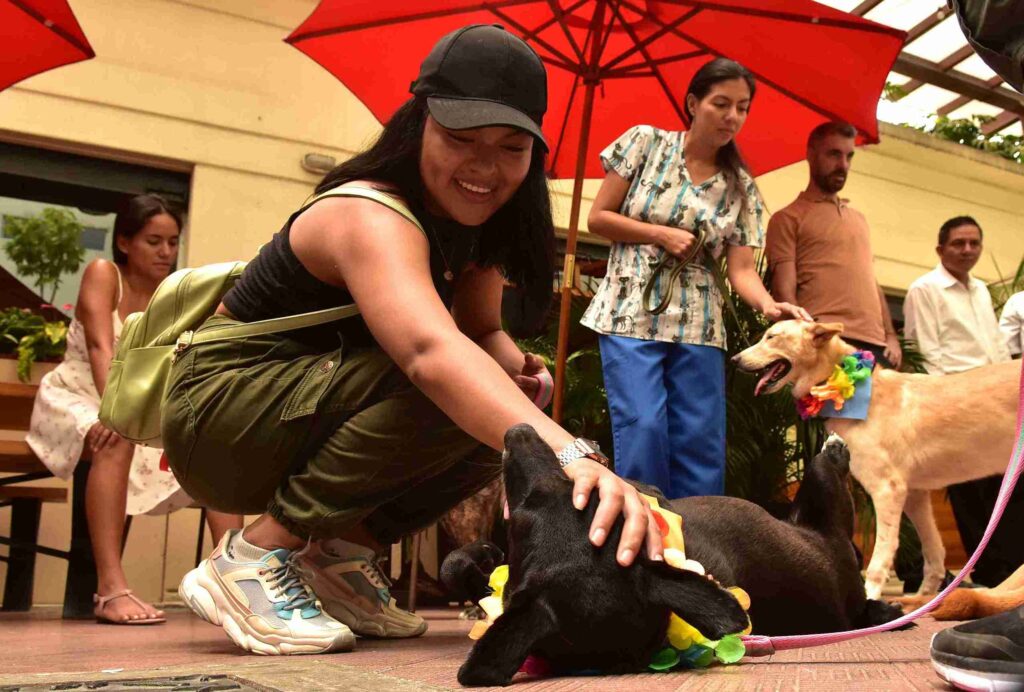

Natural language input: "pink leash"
[741,361,1024,656]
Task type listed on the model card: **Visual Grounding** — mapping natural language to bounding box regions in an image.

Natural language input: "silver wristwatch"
[556,438,608,468]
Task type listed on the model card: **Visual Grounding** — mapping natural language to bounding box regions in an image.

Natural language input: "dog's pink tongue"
[503,499,510,520]
[754,363,782,397]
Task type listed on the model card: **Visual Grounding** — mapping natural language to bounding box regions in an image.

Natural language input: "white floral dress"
[26,267,191,515]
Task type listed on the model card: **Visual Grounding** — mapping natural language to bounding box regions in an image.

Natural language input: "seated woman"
[26,194,242,625]
[167,24,663,655]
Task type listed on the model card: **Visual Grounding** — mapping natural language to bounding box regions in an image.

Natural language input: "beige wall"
[0,1,1021,606]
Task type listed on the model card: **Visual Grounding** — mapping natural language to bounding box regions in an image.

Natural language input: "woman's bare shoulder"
[293,180,422,242]
[75,259,119,314]
[80,259,120,290]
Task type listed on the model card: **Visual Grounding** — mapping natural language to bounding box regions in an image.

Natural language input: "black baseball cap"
[410,24,548,149]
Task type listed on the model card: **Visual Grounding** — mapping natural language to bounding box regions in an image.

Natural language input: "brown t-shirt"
[765,191,886,346]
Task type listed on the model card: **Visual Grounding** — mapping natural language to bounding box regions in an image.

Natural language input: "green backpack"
[98,187,423,447]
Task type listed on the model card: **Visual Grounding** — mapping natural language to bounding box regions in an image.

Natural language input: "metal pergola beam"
[936,75,1004,115]
[981,110,1022,135]
[850,0,884,17]
[905,6,953,43]
[900,45,976,97]
[893,54,1024,114]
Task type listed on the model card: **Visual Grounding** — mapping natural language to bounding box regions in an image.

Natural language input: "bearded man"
[766,121,901,368]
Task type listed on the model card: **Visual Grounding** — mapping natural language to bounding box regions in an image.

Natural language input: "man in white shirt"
[904,217,1011,373]
[903,216,1018,587]
[1000,290,1024,359]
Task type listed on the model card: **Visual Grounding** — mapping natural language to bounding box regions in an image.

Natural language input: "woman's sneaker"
[179,530,355,655]
[931,604,1024,691]
[294,539,427,638]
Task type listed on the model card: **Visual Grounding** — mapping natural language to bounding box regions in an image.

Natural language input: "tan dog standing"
[733,320,1018,600]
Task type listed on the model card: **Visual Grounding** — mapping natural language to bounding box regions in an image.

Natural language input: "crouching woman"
[162,24,663,656]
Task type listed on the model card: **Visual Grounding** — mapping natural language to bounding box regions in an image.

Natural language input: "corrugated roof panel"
[1002,122,1023,136]
[903,15,968,62]
[864,0,944,32]
[812,0,863,13]
[944,101,1003,121]
[953,53,1000,82]
[895,83,961,114]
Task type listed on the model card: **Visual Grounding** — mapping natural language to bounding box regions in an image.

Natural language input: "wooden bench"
[0,382,96,617]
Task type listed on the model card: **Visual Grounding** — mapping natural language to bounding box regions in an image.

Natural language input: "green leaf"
[713,635,746,664]
[647,647,680,671]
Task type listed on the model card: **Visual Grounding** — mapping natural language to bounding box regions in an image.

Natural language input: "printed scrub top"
[580,125,764,349]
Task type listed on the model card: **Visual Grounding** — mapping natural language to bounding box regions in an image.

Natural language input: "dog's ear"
[458,595,558,687]
[809,322,844,347]
[644,561,749,640]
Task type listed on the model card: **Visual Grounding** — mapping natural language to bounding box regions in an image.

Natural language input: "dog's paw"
[458,661,514,687]
[458,604,487,621]
[860,599,913,629]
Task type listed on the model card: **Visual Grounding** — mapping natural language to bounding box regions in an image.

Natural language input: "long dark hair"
[112,194,182,265]
[683,58,761,217]
[316,97,555,326]
[317,97,552,323]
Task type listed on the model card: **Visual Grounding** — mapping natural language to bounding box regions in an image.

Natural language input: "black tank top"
[222,195,482,350]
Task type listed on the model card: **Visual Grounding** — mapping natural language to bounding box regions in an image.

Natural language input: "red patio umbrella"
[286,0,906,422]
[1,0,95,92]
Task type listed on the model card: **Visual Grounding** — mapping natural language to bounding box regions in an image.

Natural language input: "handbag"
[948,0,1024,91]
[98,186,423,447]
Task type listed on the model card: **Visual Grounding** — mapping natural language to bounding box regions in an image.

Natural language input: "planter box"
[0,357,58,385]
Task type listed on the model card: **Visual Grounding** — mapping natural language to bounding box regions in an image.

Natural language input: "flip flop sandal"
[93,589,166,625]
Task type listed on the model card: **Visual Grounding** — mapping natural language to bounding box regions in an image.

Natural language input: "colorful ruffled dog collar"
[796,350,876,421]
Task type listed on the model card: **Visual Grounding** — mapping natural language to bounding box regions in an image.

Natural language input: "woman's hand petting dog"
[562,458,664,566]
[760,298,812,322]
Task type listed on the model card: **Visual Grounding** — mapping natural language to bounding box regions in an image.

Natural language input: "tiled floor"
[0,606,955,691]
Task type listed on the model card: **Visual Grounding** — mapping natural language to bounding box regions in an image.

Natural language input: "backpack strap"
[184,301,361,352]
[299,185,426,236]
[180,187,424,353]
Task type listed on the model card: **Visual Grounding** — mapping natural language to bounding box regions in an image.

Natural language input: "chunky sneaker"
[294,538,427,638]
[931,604,1024,691]
[178,529,355,655]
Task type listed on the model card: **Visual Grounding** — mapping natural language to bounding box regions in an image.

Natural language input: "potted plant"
[3,207,86,306]
[0,307,68,384]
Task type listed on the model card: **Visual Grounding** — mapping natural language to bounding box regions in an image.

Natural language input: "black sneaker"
[931,605,1024,691]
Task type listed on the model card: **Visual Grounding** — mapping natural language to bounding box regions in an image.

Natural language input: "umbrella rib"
[602,6,701,72]
[544,0,588,63]
[9,0,94,57]
[622,0,850,126]
[549,70,584,174]
[285,0,541,43]
[489,6,582,72]
[604,49,706,77]
[607,0,687,123]
[651,0,906,40]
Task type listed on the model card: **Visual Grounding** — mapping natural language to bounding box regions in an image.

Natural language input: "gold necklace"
[425,220,456,282]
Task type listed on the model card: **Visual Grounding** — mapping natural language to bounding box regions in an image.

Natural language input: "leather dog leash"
[641,222,751,347]
[741,360,1024,656]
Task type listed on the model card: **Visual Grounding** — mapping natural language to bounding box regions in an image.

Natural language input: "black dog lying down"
[442,427,903,686]
[674,433,903,636]
[444,424,748,687]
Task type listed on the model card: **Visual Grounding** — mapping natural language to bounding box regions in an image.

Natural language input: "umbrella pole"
[552,80,597,424]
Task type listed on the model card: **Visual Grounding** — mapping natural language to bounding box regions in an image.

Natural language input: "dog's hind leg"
[864,481,907,601]
[903,489,946,596]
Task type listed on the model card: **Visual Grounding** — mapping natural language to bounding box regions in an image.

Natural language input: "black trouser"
[947,475,1024,587]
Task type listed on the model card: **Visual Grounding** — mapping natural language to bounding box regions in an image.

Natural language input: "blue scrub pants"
[598,334,726,499]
